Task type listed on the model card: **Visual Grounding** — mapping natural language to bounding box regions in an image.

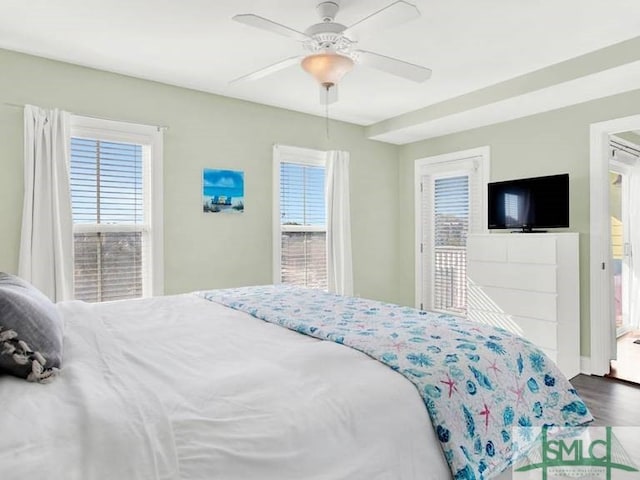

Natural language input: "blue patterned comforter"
[197,285,592,479]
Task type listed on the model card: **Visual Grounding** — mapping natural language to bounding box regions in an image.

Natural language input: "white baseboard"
[580,356,591,375]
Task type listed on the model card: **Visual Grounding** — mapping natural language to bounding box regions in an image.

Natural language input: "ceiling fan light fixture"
[301,52,354,88]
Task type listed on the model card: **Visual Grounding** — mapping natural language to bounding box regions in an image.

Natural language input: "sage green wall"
[0,49,399,303]
[4,47,640,354]
[398,89,640,356]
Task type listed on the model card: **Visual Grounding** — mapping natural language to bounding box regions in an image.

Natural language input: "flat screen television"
[488,173,569,232]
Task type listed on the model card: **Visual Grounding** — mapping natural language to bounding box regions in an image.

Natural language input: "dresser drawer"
[468,285,557,322]
[466,310,558,351]
[468,261,557,293]
[507,235,557,264]
[467,235,507,262]
[513,316,558,350]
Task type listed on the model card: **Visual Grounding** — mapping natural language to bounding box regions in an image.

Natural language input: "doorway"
[589,114,640,377]
[607,134,640,383]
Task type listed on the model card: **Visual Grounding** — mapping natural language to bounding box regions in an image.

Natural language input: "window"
[273,145,327,289]
[69,116,163,302]
[432,174,469,314]
[416,147,490,315]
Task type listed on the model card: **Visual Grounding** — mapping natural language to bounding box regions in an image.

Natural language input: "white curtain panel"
[19,105,73,302]
[628,162,640,329]
[325,150,353,296]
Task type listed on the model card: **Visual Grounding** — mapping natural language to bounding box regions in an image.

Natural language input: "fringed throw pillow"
[0,273,63,383]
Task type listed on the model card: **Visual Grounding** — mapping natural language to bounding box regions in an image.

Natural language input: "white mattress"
[0,294,450,479]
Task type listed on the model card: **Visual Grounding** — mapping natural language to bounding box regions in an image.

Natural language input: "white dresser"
[466,233,580,379]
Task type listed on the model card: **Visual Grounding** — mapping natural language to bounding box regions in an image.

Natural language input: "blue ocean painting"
[202,168,244,214]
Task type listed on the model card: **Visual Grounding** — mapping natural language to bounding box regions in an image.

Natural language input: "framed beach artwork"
[202,168,245,214]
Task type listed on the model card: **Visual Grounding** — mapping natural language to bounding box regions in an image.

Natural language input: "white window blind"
[419,154,486,315]
[278,158,327,289]
[432,175,469,314]
[70,137,148,302]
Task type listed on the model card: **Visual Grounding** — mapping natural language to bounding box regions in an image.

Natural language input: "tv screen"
[488,173,569,231]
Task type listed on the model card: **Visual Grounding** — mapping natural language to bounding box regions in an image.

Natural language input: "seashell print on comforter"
[198,285,592,479]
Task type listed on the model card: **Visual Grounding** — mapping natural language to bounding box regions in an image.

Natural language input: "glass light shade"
[301,53,354,87]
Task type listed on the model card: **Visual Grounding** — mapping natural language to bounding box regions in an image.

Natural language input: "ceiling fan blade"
[229,56,302,84]
[232,14,309,41]
[319,85,338,105]
[357,50,432,82]
[344,1,420,38]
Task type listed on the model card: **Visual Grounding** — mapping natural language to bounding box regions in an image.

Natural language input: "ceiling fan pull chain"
[325,86,330,139]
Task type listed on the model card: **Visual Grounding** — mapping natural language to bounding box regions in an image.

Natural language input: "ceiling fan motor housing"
[304,28,352,54]
[305,22,346,37]
[305,2,351,55]
[317,1,340,22]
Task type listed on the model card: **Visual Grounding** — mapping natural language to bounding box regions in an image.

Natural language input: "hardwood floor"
[493,374,640,480]
[571,374,640,425]
[608,330,640,384]
[570,375,640,475]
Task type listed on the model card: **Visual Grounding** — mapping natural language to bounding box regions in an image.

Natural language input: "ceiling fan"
[231,0,432,104]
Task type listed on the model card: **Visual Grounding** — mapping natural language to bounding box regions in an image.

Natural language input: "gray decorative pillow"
[0,273,63,383]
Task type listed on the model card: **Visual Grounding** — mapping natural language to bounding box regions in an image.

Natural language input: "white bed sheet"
[0,294,450,480]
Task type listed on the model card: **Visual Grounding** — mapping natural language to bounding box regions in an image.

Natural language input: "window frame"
[69,115,164,298]
[272,144,326,285]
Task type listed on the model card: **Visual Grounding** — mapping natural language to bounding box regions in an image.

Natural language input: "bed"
[0,282,592,480]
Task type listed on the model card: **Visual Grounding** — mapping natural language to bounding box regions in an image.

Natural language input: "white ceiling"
[2,0,640,142]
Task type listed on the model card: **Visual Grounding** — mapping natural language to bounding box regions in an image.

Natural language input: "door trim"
[414,146,490,310]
